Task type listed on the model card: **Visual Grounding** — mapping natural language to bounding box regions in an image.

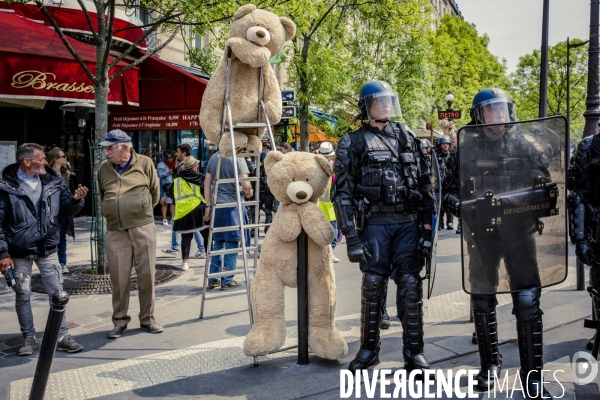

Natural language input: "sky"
[456,0,591,73]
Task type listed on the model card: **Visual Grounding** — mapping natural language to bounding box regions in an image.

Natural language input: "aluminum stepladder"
[199,47,278,365]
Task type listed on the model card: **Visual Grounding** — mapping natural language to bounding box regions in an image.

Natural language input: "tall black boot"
[512,287,552,399]
[587,267,600,350]
[381,278,391,329]
[472,295,502,391]
[397,273,429,377]
[348,273,385,372]
[446,214,454,230]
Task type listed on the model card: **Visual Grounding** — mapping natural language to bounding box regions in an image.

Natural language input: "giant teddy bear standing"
[199,4,296,156]
[242,151,348,360]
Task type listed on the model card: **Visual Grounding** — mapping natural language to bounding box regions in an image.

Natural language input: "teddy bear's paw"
[219,132,248,157]
[309,328,348,360]
[243,325,286,356]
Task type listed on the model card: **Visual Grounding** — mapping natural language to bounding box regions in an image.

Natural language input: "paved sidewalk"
[1,218,598,399]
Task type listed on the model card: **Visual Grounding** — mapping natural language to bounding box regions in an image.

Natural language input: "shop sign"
[109,110,201,131]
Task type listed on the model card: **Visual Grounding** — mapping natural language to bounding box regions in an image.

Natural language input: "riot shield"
[458,116,567,295]
[426,150,443,299]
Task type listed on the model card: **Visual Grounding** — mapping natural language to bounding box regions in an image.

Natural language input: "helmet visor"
[364,92,402,121]
[478,98,517,124]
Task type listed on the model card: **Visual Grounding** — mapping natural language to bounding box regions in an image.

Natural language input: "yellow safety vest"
[173,178,205,220]
[318,177,336,222]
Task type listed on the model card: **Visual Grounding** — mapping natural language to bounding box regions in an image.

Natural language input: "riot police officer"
[446,88,557,398]
[332,80,434,374]
[420,139,432,166]
[567,129,600,352]
[436,135,457,230]
[258,151,275,234]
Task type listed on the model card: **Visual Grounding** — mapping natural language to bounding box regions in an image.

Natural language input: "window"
[134,1,152,25]
[189,29,209,50]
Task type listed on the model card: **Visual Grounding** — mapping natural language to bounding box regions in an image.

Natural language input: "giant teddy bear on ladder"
[199,4,296,157]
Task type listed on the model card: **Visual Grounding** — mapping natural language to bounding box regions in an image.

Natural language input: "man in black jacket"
[0,143,88,356]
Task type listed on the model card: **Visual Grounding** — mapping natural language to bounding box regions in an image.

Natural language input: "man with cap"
[97,129,163,339]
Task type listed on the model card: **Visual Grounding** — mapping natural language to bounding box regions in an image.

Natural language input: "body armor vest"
[356,125,419,207]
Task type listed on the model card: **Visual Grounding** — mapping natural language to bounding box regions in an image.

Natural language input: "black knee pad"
[362,273,386,301]
[395,273,422,302]
[511,287,543,322]
[472,294,497,314]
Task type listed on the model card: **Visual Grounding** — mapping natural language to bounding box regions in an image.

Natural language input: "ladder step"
[206,268,256,278]
[232,123,269,129]
[216,176,259,184]
[202,289,249,299]
[208,246,259,256]
[211,223,270,233]
[214,200,259,208]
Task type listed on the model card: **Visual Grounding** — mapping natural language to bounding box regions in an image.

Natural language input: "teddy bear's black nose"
[296,191,307,200]
[256,30,266,38]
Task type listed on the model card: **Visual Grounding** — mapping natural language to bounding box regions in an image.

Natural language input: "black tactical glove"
[418,229,433,258]
[576,241,597,266]
[345,232,370,264]
[442,193,460,218]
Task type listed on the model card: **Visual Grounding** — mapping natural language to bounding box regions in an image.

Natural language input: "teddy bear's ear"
[264,150,285,175]
[234,4,256,21]
[315,155,333,177]
[280,17,296,41]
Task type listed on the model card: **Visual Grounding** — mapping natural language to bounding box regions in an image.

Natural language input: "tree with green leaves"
[428,14,510,128]
[511,39,588,143]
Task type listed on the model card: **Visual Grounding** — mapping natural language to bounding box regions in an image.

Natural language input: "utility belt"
[368,204,409,213]
[356,200,417,230]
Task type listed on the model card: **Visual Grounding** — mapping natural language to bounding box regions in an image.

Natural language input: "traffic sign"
[438,110,461,120]
[281,105,296,119]
[281,90,296,102]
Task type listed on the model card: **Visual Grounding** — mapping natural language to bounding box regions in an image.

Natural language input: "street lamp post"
[567,37,589,291]
[539,0,550,118]
[445,91,454,112]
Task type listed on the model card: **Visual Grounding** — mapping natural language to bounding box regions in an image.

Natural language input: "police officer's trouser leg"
[397,272,429,376]
[264,195,274,234]
[381,278,391,330]
[472,294,502,391]
[587,267,600,350]
[512,287,552,399]
[348,273,385,372]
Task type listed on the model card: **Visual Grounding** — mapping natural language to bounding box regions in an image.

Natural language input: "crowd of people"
[0,80,596,400]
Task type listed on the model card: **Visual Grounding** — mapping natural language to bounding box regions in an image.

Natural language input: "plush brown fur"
[242,151,348,360]
[199,5,296,157]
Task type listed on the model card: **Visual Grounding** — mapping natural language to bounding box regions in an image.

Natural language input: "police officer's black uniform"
[446,88,554,399]
[567,133,600,352]
[258,152,275,233]
[332,80,434,374]
[436,136,458,230]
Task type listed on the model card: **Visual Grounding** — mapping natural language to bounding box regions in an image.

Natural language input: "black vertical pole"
[297,229,309,365]
[539,0,550,118]
[583,0,600,139]
[29,290,70,400]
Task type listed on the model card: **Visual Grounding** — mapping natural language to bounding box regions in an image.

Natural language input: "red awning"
[0,9,138,105]
[109,56,208,130]
[1,1,146,49]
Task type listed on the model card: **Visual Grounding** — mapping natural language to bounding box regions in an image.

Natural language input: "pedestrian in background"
[204,152,253,290]
[157,150,176,226]
[98,129,163,339]
[0,143,87,356]
[316,142,339,263]
[161,156,208,271]
[47,147,75,275]
[161,144,206,258]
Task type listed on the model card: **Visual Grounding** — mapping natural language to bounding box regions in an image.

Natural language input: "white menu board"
[0,142,17,173]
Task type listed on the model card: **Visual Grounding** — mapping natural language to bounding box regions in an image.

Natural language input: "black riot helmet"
[470,88,517,125]
[357,80,402,122]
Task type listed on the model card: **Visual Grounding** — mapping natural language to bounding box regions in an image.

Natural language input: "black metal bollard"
[297,229,309,365]
[29,290,69,400]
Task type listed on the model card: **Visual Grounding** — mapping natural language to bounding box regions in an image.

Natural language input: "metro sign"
[438,110,462,120]
[281,105,296,119]
[281,90,296,102]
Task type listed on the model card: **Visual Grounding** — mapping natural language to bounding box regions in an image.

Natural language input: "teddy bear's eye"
[305,178,309,181]
[292,178,295,182]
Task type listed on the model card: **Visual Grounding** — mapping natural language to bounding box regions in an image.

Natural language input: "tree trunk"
[298,35,310,152]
